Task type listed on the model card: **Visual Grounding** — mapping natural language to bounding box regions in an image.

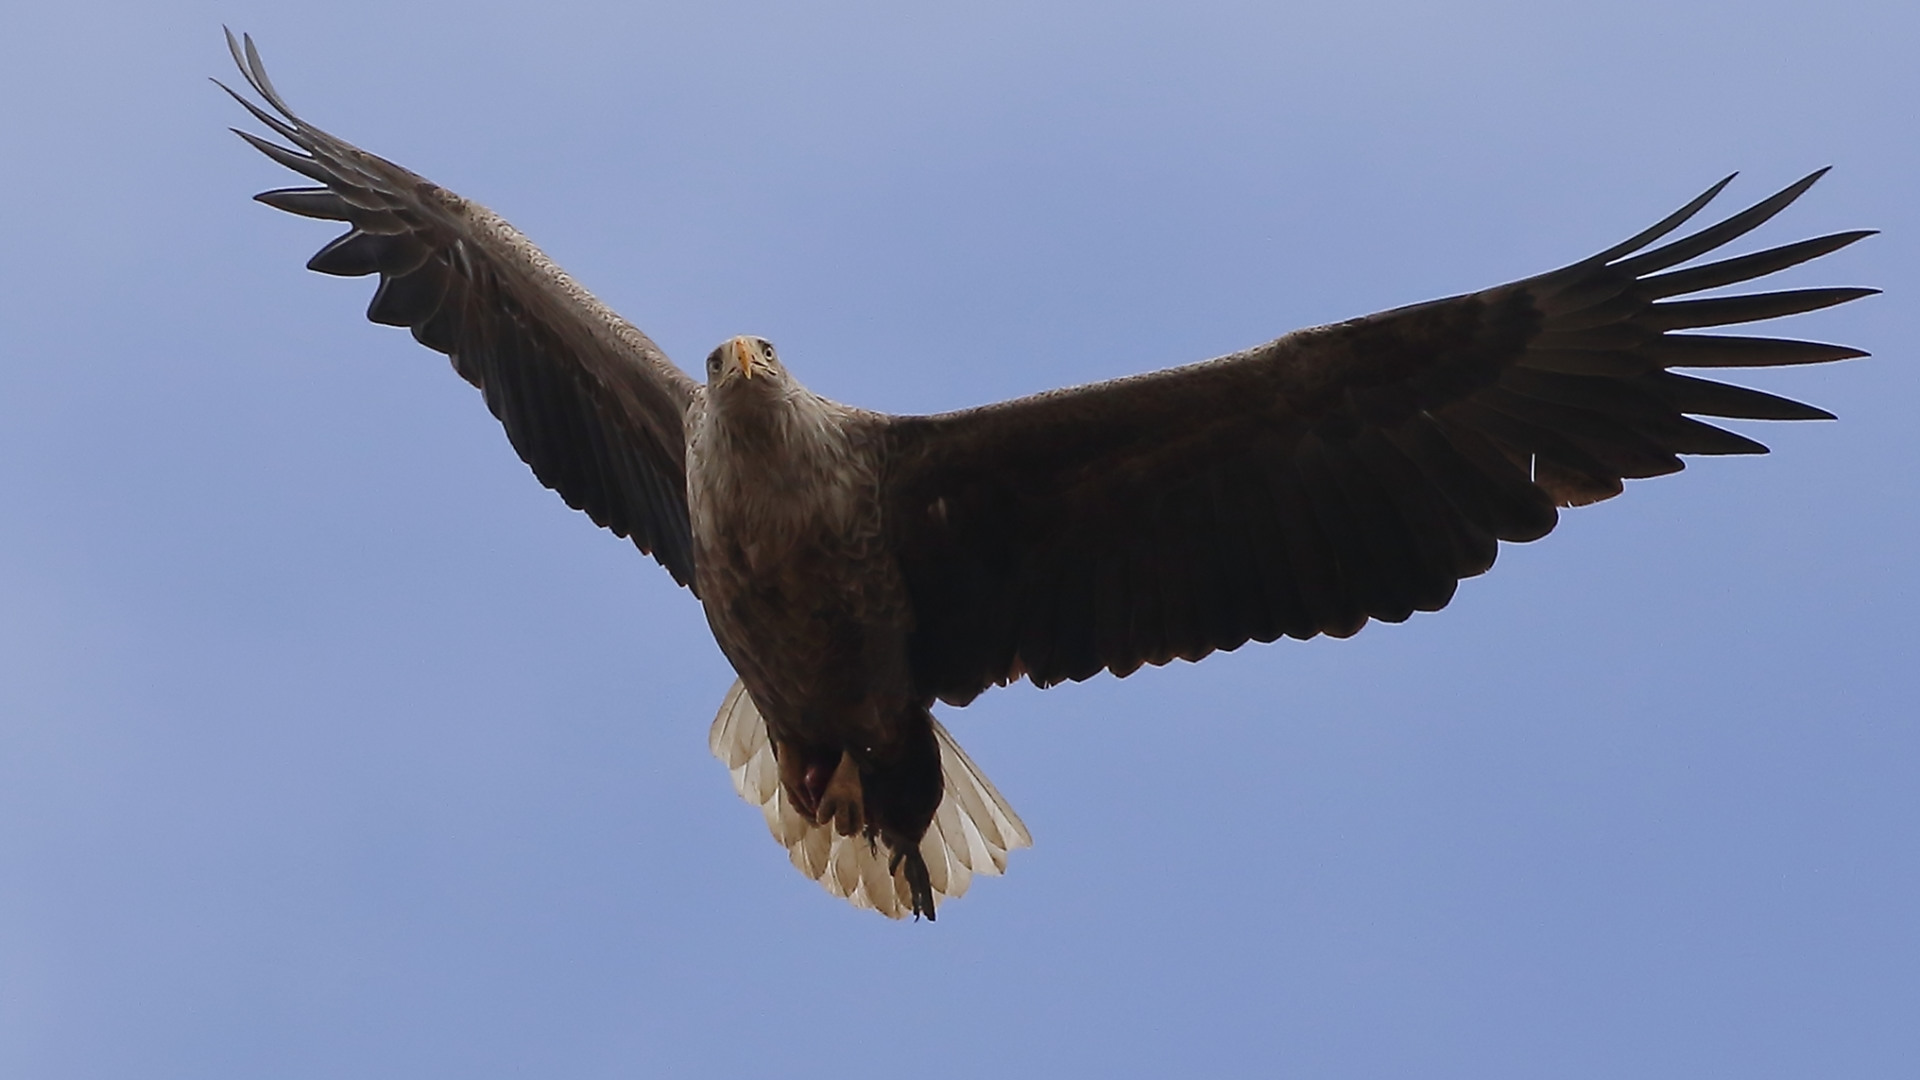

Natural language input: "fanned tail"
[708,679,1031,919]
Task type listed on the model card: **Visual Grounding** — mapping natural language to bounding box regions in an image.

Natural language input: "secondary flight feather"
[221,30,1874,919]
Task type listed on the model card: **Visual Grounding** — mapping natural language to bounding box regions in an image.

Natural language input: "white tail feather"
[707,679,1031,918]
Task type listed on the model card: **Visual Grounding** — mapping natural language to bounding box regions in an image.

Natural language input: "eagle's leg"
[888,845,937,921]
[765,708,947,918]
[776,740,866,836]
[866,710,945,919]
[816,751,866,837]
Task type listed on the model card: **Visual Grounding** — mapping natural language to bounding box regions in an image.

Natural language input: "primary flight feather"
[221,30,1874,919]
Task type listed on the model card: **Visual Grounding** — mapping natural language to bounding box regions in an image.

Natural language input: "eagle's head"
[704,335,790,392]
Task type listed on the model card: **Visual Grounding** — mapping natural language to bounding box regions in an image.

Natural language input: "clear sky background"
[1,2,1915,1077]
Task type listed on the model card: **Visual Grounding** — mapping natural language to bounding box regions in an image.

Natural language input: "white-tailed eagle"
[221,31,1875,919]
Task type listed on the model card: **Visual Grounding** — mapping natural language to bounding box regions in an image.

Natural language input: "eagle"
[221,31,1874,920]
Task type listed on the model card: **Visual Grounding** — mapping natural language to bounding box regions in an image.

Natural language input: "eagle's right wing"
[223,30,701,588]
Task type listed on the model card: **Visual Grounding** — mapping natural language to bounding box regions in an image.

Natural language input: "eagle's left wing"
[881,172,1873,706]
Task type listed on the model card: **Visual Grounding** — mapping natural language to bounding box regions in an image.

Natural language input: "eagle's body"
[222,30,1875,919]
[688,366,892,729]
[687,363,945,907]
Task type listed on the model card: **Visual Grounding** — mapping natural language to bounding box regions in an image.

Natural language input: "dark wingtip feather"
[366,259,451,326]
[1647,335,1868,370]
[213,76,301,141]
[1643,287,1881,332]
[1640,230,1878,300]
[223,28,298,122]
[231,128,330,183]
[1644,373,1840,421]
[255,187,353,220]
[1585,174,1736,265]
[1669,419,1771,456]
[241,32,297,120]
[222,26,246,81]
[1612,170,1833,278]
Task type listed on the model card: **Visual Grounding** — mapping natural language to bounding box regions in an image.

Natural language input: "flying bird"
[220,31,1875,920]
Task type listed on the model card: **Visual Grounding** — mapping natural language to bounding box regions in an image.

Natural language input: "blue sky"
[1,2,1915,1077]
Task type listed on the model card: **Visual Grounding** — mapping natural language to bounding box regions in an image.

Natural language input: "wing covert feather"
[223,31,700,587]
[884,173,1873,704]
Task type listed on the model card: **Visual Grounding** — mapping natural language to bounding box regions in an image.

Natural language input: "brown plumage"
[221,30,1874,919]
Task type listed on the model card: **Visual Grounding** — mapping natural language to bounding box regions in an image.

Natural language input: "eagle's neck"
[690,383,875,570]
[704,381,853,479]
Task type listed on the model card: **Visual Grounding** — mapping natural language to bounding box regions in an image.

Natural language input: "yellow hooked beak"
[729,336,758,379]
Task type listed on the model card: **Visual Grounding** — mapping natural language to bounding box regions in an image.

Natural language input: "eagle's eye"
[760,341,776,362]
